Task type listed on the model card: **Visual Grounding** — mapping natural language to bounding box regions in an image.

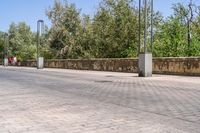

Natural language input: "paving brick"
[0,66,200,132]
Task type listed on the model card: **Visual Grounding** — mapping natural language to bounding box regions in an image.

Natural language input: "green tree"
[154,2,200,57]
[92,0,138,58]
[154,16,187,57]
[8,22,37,61]
[78,15,95,58]
[154,3,194,57]
[46,0,83,59]
[191,6,200,56]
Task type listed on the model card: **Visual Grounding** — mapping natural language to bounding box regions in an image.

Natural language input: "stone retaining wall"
[11,57,200,76]
[153,57,200,76]
[44,59,138,73]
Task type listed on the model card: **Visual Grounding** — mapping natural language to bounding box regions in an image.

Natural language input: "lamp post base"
[4,58,8,67]
[139,53,152,77]
[37,57,44,69]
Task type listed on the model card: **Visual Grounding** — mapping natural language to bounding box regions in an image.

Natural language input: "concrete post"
[4,58,8,67]
[139,53,152,77]
[138,0,153,77]
[37,57,44,69]
[37,20,44,69]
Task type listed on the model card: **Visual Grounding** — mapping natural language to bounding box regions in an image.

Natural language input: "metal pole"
[4,33,8,59]
[188,0,193,56]
[37,20,44,69]
[151,0,153,53]
[138,0,141,55]
[4,33,9,66]
[4,34,7,59]
[144,0,148,53]
[138,0,152,77]
[37,20,44,60]
[37,21,39,61]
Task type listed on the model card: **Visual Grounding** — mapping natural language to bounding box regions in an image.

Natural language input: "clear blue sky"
[0,0,199,32]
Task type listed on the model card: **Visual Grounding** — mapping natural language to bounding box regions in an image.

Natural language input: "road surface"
[0,66,200,133]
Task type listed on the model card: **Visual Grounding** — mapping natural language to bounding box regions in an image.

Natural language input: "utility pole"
[188,0,193,56]
[138,0,153,77]
[144,0,148,53]
[151,0,153,52]
[138,0,141,56]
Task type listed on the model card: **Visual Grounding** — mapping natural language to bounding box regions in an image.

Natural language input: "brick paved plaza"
[0,66,200,133]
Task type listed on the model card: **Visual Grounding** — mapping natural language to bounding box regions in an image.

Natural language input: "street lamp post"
[138,0,153,77]
[37,20,44,69]
[4,33,9,67]
[188,0,193,56]
[151,0,154,51]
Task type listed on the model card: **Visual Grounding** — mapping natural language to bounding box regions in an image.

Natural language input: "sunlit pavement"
[0,66,200,133]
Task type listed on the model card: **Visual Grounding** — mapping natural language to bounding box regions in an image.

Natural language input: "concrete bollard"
[139,53,152,77]
[4,58,8,67]
[37,57,44,69]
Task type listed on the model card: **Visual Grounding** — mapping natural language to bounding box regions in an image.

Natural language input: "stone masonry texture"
[17,57,200,76]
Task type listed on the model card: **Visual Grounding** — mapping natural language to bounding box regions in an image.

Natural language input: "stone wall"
[12,57,200,76]
[44,59,138,73]
[20,60,37,67]
[153,57,200,76]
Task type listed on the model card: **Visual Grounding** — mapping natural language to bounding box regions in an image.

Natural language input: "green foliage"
[46,0,83,59]
[154,17,187,57]
[47,0,139,59]
[0,32,4,59]
[8,22,37,61]
[92,0,138,58]
[1,0,200,61]
[153,2,200,57]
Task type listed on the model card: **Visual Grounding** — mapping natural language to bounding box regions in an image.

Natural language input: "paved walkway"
[0,66,200,133]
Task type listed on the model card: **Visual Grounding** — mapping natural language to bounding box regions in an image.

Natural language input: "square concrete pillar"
[4,58,8,67]
[37,57,44,69]
[139,53,152,77]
